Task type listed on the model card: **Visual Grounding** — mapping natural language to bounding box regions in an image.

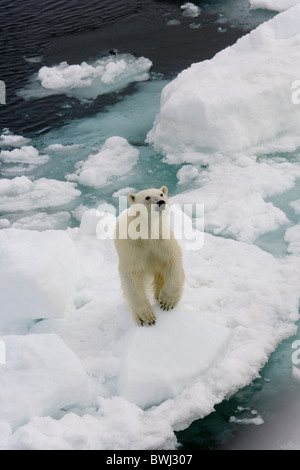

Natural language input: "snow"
[147,5,300,155]
[0,176,80,212]
[11,212,71,231]
[67,136,139,188]
[171,156,299,243]
[117,312,230,409]
[249,0,300,12]
[19,54,153,102]
[0,334,90,429]
[0,203,299,448]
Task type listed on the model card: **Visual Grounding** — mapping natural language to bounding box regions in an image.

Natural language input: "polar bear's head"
[128,186,168,213]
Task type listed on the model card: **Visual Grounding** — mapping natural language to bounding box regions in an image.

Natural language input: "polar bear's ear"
[160,186,168,195]
[128,193,136,205]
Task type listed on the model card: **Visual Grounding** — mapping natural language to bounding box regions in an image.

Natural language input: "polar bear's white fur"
[114,186,184,326]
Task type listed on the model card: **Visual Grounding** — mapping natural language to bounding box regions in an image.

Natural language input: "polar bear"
[114,186,184,326]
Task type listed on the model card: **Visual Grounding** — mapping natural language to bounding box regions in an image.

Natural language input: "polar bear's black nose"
[158,200,165,207]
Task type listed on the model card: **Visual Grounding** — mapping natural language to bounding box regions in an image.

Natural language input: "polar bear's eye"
[160,193,163,197]
[145,196,150,200]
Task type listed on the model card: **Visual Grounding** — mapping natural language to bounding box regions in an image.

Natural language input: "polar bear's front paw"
[158,292,177,311]
[135,308,157,327]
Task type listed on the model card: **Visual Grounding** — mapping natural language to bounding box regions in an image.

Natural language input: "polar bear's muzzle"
[154,200,166,212]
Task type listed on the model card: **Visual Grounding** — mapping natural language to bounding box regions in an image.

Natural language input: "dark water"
[0,0,261,136]
[1,0,288,450]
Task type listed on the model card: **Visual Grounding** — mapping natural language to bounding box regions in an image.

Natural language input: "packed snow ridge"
[147,4,300,154]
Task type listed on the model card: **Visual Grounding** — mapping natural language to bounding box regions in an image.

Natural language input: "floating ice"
[249,0,300,12]
[0,201,299,448]
[0,146,49,164]
[181,2,201,18]
[0,176,80,213]
[19,54,153,101]
[67,136,139,188]
[44,143,83,153]
[166,19,181,26]
[23,56,42,64]
[229,415,264,425]
[147,5,300,154]
[0,130,30,148]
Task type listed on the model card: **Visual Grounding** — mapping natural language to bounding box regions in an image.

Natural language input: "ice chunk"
[0,176,80,212]
[249,0,300,12]
[0,130,30,148]
[181,2,201,17]
[19,54,153,102]
[229,415,264,425]
[44,143,83,153]
[0,146,49,164]
[67,136,139,188]
[0,334,90,429]
[147,5,300,154]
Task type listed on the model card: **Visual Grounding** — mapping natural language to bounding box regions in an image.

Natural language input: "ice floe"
[19,54,153,102]
[66,136,139,188]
